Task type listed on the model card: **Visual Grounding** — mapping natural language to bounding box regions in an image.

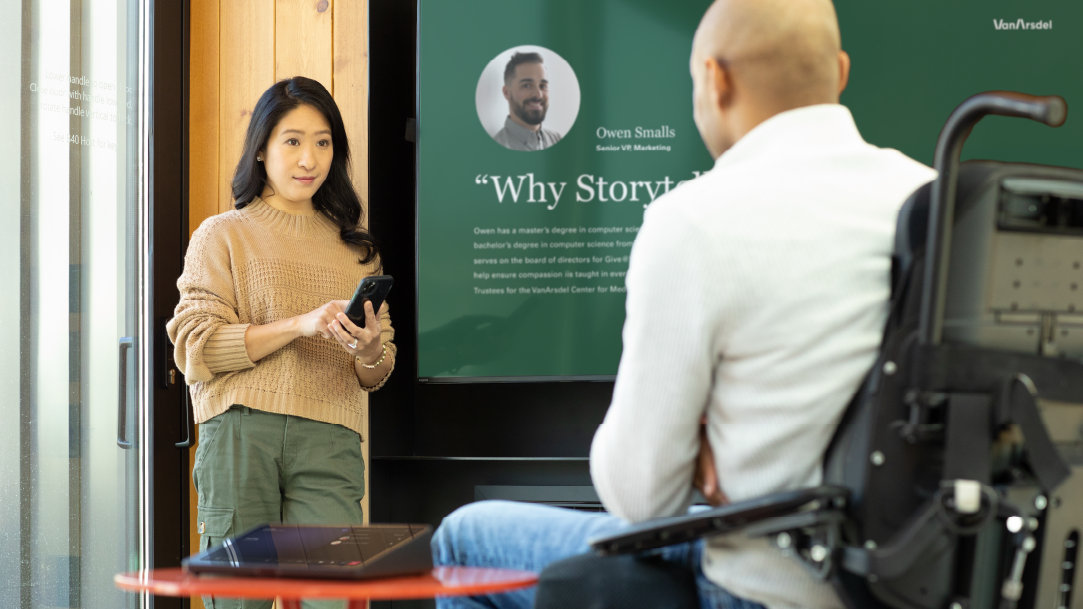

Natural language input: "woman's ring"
[347,339,358,350]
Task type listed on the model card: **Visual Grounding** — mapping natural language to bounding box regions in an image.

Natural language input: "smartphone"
[345,275,394,327]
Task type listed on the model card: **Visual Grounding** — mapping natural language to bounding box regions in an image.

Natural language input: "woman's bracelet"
[356,343,388,369]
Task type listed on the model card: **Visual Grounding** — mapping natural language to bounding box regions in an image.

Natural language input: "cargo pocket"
[196,505,235,552]
[192,409,231,475]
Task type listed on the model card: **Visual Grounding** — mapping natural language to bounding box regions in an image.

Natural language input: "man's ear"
[705,57,731,109]
[837,50,851,96]
[502,85,510,101]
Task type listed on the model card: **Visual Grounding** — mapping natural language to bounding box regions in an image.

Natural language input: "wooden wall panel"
[334,0,369,224]
[333,0,371,520]
[218,0,275,213]
[188,0,219,226]
[275,0,334,87]
[189,5,221,602]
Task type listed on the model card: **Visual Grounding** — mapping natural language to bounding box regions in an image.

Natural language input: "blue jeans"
[430,500,766,609]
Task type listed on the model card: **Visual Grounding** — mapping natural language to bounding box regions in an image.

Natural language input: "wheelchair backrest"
[823,160,1083,609]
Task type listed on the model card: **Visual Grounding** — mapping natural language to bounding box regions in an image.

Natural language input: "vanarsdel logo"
[993,18,1053,31]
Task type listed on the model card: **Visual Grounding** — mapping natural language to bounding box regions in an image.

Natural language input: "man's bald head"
[694,0,844,108]
[690,0,849,157]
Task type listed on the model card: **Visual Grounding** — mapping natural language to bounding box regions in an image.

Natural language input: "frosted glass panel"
[1,1,147,607]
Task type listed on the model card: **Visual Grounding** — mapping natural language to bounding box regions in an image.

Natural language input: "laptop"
[183,523,434,580]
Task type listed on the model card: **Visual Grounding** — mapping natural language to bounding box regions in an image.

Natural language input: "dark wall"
[366,0,612,529]
[152,4,192,608]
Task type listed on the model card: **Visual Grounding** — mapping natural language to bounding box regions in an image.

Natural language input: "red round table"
[115,566,538,609]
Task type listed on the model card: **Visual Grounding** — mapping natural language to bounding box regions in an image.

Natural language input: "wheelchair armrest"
[589,485,849,556]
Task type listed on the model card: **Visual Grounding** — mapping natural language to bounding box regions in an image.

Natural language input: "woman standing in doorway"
[168,77,394,603]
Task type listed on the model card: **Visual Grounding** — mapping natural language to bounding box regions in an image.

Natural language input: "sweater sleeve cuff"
[202,324,256,373]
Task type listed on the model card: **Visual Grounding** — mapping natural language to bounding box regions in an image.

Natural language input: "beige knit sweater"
[166,198,395,438]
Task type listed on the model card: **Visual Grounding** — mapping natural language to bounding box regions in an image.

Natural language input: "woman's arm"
[166,220,255,382]
[243,300,351,362]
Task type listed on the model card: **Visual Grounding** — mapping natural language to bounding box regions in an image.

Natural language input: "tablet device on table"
[183,523,433,580]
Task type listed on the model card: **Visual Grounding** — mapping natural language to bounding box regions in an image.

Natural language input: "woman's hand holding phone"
[344,275,393,328]
[330,275,393,365]
[329,299,384,364]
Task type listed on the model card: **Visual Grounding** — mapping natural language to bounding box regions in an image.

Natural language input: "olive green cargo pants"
[194,405,365,609]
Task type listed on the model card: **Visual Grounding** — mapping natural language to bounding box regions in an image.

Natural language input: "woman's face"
[260,103,333,212]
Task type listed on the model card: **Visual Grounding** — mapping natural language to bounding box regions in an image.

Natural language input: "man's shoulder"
[647,166,735,214]
[541,127,562,143]
[492,126,526,150]
[875,148,937,179]
[492,125,513,144]
[637,178,733,246]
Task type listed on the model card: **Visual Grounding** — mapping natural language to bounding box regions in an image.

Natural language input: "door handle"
[118,336,134,449]
[175,382,192,448]
[161,320,193,448]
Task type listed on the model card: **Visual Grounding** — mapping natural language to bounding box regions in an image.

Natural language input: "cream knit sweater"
[166,198,395,438]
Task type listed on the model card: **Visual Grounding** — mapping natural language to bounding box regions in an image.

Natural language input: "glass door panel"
[2,1,148,607]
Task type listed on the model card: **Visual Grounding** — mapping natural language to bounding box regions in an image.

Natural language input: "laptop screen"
[184,523,433,579]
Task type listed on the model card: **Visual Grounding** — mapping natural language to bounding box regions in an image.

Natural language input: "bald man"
[431,1,934,608]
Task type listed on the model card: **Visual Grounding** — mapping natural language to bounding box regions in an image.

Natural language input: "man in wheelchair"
[431,0,1083,607]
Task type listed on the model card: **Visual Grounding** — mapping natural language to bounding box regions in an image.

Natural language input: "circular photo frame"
[476,45,581,151]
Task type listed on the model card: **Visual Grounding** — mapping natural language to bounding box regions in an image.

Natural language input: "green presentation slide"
[416,0,1083,381]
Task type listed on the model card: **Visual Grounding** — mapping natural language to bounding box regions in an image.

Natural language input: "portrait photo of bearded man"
[491,51,564,151]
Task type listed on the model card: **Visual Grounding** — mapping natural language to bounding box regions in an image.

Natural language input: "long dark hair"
[232,76,378,264]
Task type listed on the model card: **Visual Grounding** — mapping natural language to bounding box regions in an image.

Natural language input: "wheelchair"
[536,92,1083,609]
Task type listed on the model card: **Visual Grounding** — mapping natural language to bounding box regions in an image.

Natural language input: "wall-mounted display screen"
[415,0,1083,382]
